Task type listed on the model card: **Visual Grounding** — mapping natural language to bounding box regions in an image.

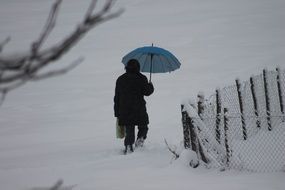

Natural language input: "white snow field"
[0,0,285,189]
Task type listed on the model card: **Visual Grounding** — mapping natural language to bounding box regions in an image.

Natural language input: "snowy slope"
[0,0,285,189]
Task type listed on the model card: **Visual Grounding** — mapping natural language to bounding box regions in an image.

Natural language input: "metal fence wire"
[181,68,285,172]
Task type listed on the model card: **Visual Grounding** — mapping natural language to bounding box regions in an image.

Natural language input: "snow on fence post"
[197,92,205,120]
[236,79,247,140]
[250,76,261,128]
[181,103,209,164]
[181,103,199,152]
[215,89,222,144]
[181,105,191,149]
[223,108,231,168]
[263,69,272,131]
[181,104,199,154]
[276,67,284,120]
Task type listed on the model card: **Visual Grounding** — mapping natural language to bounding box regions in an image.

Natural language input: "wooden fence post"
[223,108,231,168]
[188,117,198,152]
[236,79,247,140]
[276,67,284,120]
[189,116,209,164]
[215,89,222,144]
[181,104,199,151]
[250,77,261,128]
[197,92,205,120]
[181,104,209,164]
[263,69,272,131]
[181,105,191,149]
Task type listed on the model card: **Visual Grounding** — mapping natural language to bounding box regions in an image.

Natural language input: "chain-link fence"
[181,68,285,172]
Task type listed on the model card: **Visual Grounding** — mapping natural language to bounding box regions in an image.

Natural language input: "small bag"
[116,118,125,139]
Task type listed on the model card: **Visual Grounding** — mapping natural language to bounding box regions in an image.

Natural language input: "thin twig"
[164,138,179,159]
[0,91,7,107]
[31,57,84,81]
[0,80,27,92]
[0,37,11,53]
[31,0,62,56]
[85,0,98,22]
[50,179,64,190]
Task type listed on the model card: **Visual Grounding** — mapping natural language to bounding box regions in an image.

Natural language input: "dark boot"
[124,145,134,154]
[135,137,144,147]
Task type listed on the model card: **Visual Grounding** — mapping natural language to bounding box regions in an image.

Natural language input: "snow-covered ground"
[0,0,284,189]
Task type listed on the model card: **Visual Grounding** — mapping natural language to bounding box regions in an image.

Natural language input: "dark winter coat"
[114,72,154,126]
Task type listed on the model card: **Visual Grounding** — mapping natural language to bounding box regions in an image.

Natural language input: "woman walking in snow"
[114,59,154,154]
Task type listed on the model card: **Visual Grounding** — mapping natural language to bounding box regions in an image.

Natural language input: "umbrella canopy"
[122,45,181,81]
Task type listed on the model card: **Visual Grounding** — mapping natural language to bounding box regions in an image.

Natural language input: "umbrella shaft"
[149,54,153,82]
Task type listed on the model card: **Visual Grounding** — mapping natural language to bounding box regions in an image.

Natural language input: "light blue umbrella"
[122,44,181,82]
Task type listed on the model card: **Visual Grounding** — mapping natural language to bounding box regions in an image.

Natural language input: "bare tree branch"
[85,0,98,22]
[31,179,77,190]
[0,0,123,100]
[31,0,62,56]
[31,57,84,81]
